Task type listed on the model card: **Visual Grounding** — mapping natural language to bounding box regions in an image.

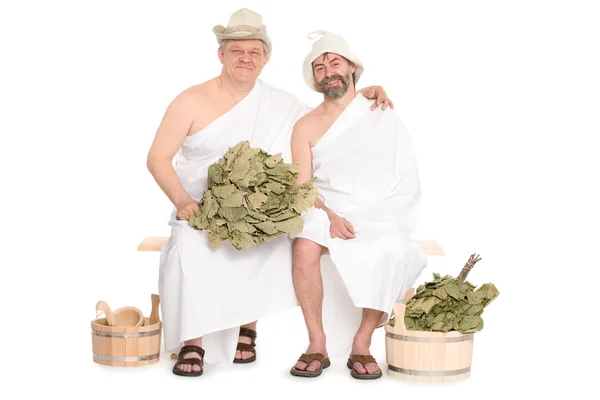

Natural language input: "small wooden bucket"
[91,295,162,367]
[385,289,474,382]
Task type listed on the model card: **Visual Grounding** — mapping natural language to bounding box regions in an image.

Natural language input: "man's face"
[219,40,269,83]
[312,52,355,99]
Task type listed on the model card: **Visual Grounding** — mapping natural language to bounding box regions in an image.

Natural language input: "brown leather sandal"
[290,353,331,377]
[172,345,205,377]
[346,354,383,380]
[233,327,257,364]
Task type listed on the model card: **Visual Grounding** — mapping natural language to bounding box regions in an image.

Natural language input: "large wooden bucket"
[91,296,162,367]
[385,289,474,382]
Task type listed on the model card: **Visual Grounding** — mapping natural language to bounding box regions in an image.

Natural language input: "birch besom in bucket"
[385,254,498,383]
[91,294,162,367]
[385,288,474,382]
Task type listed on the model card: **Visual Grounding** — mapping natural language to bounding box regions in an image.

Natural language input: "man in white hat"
[288,31,428,379]
[146,10,394,377]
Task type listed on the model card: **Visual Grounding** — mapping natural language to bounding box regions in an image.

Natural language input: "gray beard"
[323,85,347,100]
[317,73,351,99]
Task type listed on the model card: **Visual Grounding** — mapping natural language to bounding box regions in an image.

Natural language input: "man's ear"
[263,52,271,65]
[218,47,224,64]
[350,61,356,74]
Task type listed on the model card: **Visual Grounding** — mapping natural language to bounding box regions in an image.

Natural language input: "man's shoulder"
[293,106,323,133]
[300,105,324,121]
[167,80,224,119]
[360,95,404,125]
[176,79,217,102]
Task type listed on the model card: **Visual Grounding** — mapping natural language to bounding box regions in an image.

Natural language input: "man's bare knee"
[293,239,323,268]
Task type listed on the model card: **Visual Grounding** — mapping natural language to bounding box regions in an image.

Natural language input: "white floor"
[6,247,585,399]
[81,306,511,400]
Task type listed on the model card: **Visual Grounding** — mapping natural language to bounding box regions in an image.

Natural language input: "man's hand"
[359,86,394,111]
[329,214,356,240]
[176,199,200,221]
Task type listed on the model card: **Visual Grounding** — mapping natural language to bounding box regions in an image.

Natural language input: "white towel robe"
[158,80,311,365]
[290,94,428,356]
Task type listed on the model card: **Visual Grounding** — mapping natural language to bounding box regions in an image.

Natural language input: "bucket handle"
[389,288,415,333]
[95,301,116,326]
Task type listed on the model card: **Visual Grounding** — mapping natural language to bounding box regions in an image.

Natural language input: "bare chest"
[187,96,241,136]
[307,114,340,148]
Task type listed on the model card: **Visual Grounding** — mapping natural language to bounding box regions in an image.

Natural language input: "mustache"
[320,74,345,85]
[235,61,254,68]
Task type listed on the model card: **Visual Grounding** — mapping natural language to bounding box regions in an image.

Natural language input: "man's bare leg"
[177,337,203,373]
[292,238,328,372]
[235,321,257,360]
[351,308,384,375]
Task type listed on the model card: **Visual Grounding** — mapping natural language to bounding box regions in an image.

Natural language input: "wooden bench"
[138,236,443,360]
[137,236,444,255]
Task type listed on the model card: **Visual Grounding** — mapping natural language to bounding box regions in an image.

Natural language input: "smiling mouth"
[236,66,253,70]
[325,80,340,86]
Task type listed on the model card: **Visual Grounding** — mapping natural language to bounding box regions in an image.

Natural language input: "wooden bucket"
[385,289,474,382]
[91,295,162,367]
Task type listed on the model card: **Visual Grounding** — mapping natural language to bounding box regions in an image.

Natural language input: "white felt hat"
[302,30,364,92]
[212,8,272,53]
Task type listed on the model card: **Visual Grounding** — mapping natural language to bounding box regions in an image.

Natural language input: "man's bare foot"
[234,334,254,361]
[176,339,203,374]
[294,340,328,372]
[351,336,380,375]
[234,325,257,362]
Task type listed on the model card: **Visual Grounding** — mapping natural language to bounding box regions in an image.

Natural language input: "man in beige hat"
[146,9,394,377]
[289,31,427,379]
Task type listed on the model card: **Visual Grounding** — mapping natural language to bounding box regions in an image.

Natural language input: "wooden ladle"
[96,300,144,327]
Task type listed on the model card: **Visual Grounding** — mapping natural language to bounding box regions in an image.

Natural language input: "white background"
[1,0,598,398]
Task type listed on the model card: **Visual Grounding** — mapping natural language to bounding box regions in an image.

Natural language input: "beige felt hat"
[302,30,364,92]
[212,8,272,53]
